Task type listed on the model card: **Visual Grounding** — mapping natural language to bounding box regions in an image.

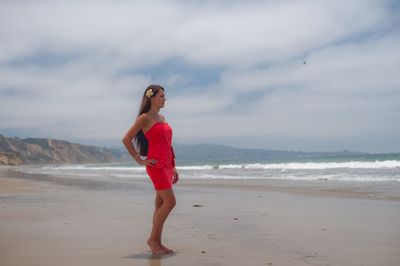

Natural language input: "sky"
[1,0,400,153]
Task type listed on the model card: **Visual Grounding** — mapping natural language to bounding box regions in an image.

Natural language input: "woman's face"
[151,89,166,109]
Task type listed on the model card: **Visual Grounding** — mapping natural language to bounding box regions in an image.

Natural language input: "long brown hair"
[133,84,165,156]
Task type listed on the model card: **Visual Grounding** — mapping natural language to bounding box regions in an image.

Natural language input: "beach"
[1,166,400,266]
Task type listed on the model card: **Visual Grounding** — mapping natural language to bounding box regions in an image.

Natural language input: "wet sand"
[1,167,400,266]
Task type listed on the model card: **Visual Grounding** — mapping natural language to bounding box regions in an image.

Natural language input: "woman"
[122,84,179,255]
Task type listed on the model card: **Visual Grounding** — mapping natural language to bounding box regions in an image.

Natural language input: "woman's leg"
[153,193,173,253]
[147,189,176,254]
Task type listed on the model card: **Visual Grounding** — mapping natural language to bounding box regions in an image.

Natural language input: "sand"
[1,167,400,266]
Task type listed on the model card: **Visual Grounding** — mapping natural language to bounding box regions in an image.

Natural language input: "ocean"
[12,153,400,199]
[16,153,400,182]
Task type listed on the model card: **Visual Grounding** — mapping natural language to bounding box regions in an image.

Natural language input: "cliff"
[0,135,122,165]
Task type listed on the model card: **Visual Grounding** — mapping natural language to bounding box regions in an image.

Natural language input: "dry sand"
[1,167,399,266]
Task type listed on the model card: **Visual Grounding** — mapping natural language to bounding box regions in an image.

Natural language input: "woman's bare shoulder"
[159,114,166,122]
[136,113,151,125]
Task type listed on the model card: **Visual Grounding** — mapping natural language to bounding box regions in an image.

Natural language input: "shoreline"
[3,166,400,201]
[1,167,400,265]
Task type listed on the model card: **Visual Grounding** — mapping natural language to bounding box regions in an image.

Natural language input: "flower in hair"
[145,89,154,98]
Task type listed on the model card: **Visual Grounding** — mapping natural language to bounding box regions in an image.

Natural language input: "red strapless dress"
[144,122,176,190]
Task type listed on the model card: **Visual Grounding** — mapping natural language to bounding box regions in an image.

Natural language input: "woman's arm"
[171,146,179,184]
[122,115,148,165]
[173,167,179,184]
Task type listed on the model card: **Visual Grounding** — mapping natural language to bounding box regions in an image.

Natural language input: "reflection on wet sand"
[123,251,176,265]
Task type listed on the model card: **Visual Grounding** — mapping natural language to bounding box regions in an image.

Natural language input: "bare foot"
[147,239,167,255]
[160,244,174,253]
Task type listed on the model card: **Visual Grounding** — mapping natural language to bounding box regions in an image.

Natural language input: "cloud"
[0,0,399,152]
[205,32,400,138]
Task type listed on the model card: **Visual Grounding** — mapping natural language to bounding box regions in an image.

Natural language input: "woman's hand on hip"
[137,158,158,167]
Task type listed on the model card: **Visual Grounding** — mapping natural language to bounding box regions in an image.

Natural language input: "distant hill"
[0,135,123,165]
[109,143,368,164]
[1,134,370,166]
[170,143,367,163]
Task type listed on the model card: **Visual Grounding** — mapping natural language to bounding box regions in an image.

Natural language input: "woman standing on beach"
[122,85,179,255]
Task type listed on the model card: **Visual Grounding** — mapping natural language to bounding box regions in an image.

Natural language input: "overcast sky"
[1,0,399,153]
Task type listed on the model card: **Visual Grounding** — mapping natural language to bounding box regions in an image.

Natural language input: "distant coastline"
[0,134,390,165]
[0,134,125,165]
[2,134,399,166]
